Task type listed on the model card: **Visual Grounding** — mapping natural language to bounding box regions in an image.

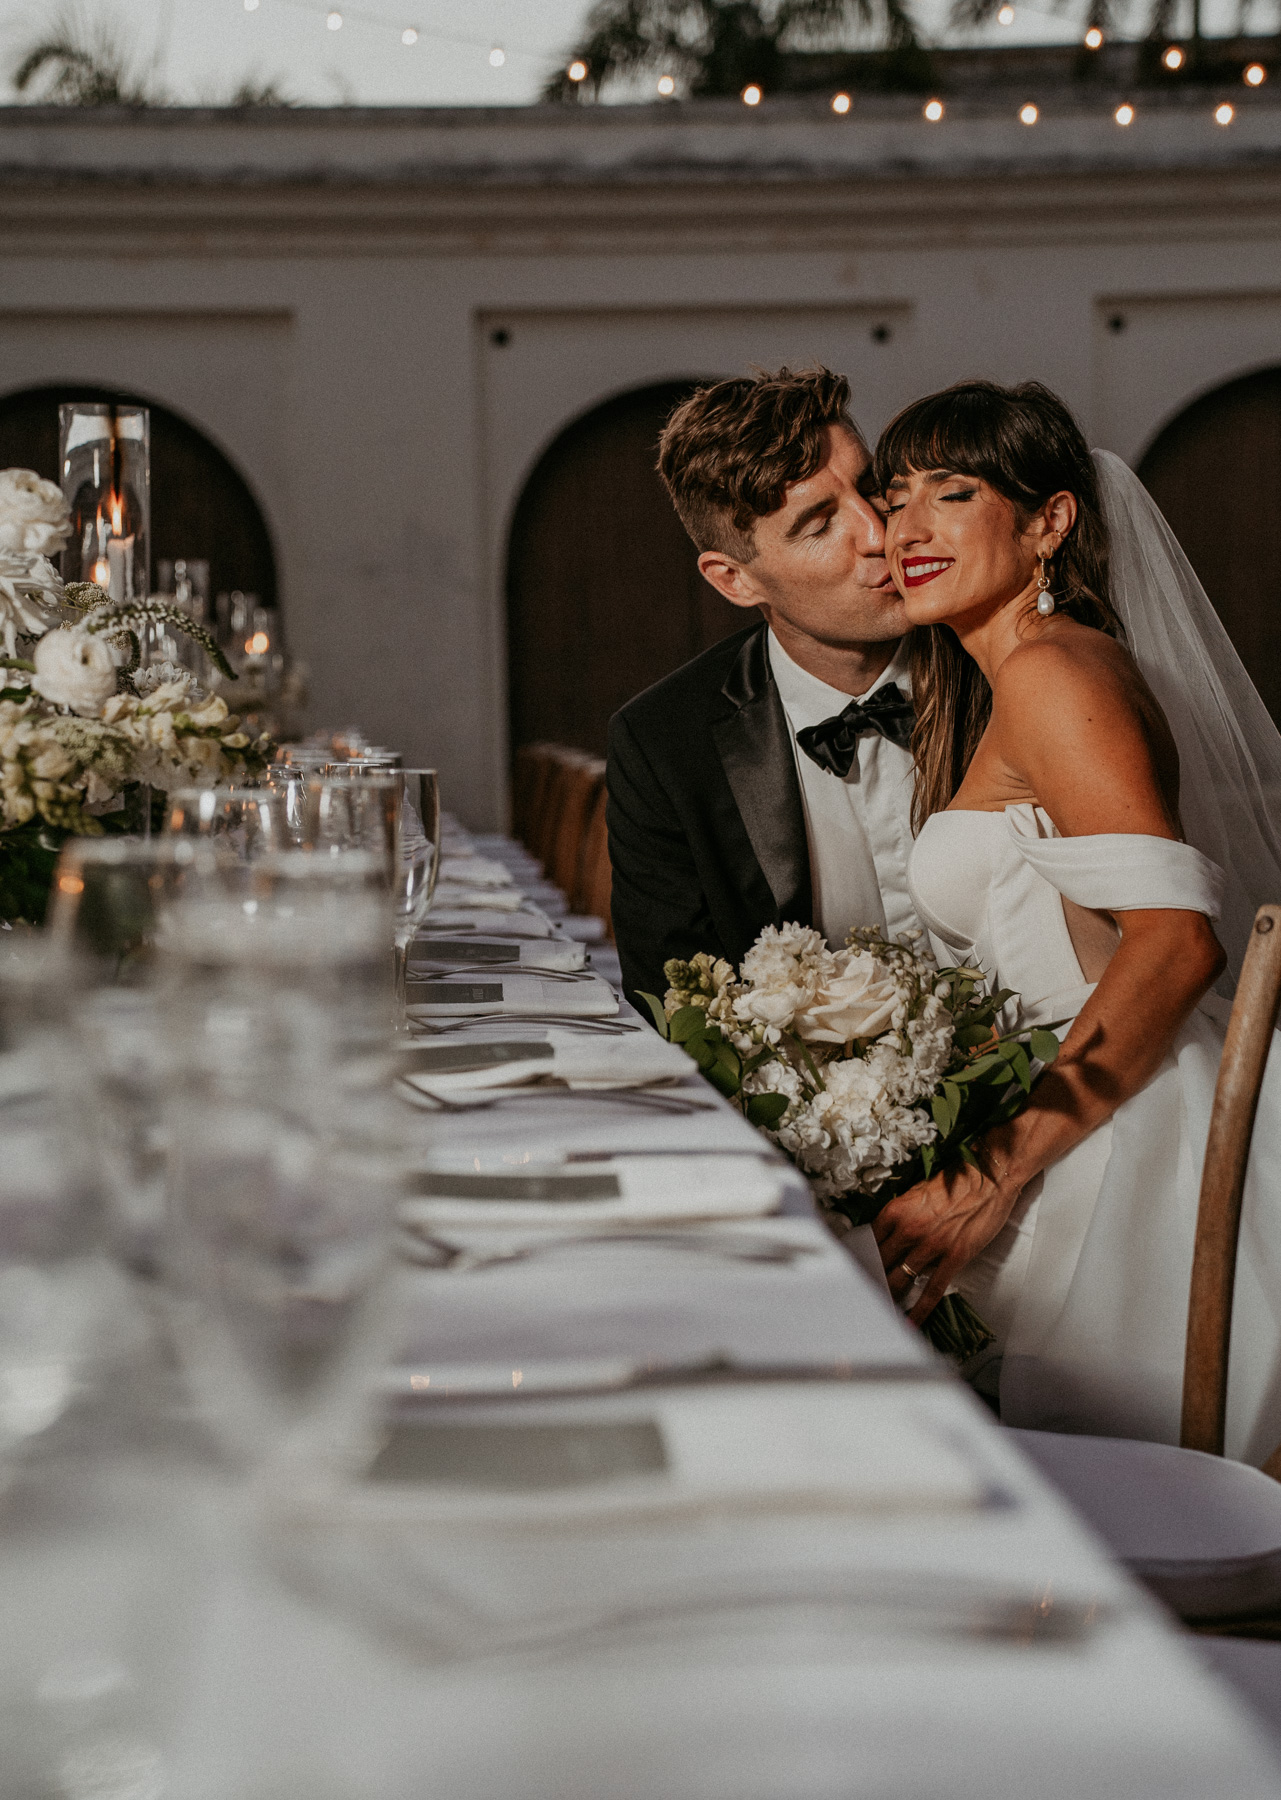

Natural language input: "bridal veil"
[1093,448,1281,985]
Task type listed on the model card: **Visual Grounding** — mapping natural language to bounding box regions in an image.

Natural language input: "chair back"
[548,757,606,900]
[527,748,590,868]
[1182,903,1281,1458]
[576,784,613,939]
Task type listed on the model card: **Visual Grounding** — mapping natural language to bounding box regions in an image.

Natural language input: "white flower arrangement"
[0,467,276,920]
[644,923,1062,1361]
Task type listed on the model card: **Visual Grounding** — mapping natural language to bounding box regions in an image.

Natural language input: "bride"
[869,379,1281,1466]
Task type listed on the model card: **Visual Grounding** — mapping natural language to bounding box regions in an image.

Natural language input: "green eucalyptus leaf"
[1029,1028,1061,1064]
[1007,1044,1032,1093]
[668,1006,710,1044]
[931,1093,952,1135]
[636,992,670,1038]
[707,1043,742,1097]
[745,1092,788,1130]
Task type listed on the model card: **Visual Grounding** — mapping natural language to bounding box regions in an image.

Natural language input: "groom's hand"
[872,1163,1021,1326]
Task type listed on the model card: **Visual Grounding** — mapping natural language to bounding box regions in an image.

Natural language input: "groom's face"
[697,426,906,648]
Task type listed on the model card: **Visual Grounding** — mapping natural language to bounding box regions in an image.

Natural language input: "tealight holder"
[59,402,151,605]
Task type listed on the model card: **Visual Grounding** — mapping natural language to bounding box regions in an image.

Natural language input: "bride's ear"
[698,549,762,610]
[1036,490,1078,554]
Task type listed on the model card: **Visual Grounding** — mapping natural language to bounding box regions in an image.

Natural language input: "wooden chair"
[547,757,605,900]
[574,782,613,939]
[510,741,553,845]
[526,748,590,870]
[1010,904,1281,1643]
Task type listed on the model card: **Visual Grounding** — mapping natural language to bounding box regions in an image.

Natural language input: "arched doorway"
[505,381,759,757]
[0,383,278,614]
[1138,367,1281,723]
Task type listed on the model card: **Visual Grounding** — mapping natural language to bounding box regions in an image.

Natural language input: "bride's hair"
[874,380,1122,830]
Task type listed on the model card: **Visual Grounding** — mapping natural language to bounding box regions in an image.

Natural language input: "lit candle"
[106,535,134,603]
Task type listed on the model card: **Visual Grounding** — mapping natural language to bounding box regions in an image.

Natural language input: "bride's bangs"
[873,388,1044,513]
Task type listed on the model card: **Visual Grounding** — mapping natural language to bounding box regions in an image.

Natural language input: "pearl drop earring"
[1036,555,1055,617]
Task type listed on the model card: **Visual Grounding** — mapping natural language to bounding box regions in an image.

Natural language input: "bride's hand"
[872,1163,1020,1325]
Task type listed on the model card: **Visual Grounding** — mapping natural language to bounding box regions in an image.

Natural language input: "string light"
[1084,26,1103,47]
[997,6,1015,23]
[923,97,944,120]
[243,0,259,11]
[1114,102,1134,124]
[742,83,762,105]
[1244,63,1266,86]
[656,73,675,94]
[568,59,587,82]
[489,44,505,66]
[401,26,416,43]
[1215,101,1234,123]
[831,91,851,113]
[1162,45,1184,70]
[1019,102,1038,124]
[326,9,342,27]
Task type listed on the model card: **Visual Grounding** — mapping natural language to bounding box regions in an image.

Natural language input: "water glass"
[307,773,400,873]
[46,838,219,988]
[0,941,108,1477]
[162,787,288,865]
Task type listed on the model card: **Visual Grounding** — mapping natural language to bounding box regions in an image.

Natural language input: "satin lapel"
[711,627,812,922]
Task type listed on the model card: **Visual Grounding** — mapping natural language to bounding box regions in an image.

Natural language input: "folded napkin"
[408,937,585,974]
[438,856,514,889]
[431,882,525,913]
[399,1150,783,1226]
[420,910,554,939]
[398,1029,689,1098]
[405,971,618,1018]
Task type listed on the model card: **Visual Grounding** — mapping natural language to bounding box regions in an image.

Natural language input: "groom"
[607,366,920,1010]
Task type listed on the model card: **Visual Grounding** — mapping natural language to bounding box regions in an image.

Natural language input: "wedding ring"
[899,1261,920,1280]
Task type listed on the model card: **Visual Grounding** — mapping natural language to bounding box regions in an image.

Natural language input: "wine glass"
[162,787,288,865]
[307,773,400,874]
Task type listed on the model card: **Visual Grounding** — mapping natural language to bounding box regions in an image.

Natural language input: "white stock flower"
[791,946,904,1044]
[31,627,119,718]
[0,470,72,557]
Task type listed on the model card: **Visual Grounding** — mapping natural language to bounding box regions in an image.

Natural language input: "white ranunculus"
[791,948,903,1044]
[31,628,119,718]
[0,469,72,556]
[0,550,62,657]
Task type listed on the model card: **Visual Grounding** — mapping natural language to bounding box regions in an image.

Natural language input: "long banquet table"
[3,820,1279,1798]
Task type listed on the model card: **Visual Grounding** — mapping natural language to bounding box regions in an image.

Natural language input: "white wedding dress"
[908,805,1281,1466]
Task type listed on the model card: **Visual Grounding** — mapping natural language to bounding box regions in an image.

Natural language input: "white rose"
[31,628,119,718]
[0,469,72,556]
[791,948,903,1044]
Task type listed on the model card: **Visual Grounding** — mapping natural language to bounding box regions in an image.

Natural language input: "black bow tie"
[795,684,916,777]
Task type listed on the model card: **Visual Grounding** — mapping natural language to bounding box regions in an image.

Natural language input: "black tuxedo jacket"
[606,623,812,1008]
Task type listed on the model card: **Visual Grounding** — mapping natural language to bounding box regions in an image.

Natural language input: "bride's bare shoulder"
[991,622,1181,830]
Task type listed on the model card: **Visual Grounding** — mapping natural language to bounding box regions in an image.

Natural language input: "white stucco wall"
[2,96,1278,825]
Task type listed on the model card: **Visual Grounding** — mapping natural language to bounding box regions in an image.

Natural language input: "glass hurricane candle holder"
[59,403,151,605]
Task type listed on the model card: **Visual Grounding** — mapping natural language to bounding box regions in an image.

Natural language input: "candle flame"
[90,558,111,586]
[110,494,123,537]
[247,631,270,655]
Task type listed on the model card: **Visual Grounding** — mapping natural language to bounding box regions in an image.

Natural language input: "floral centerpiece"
[639,922,1060,1361]
[0,469,275,922]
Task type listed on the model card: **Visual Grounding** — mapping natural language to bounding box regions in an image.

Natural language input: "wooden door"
[1138,368,1281,723]
[506,381,758,757]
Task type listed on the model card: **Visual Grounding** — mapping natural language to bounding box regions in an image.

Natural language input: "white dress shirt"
[768,630,921,950]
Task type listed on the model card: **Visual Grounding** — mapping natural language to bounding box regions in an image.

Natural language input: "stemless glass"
[308,773,400,874]
[394,770,441,943]
[162,787,288,865]
[0,940,110,1479]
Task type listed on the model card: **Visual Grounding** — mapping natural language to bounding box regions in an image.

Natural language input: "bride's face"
[882,466,1051,629]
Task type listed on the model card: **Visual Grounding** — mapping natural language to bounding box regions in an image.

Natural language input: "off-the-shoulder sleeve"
[1006,811,1224,918]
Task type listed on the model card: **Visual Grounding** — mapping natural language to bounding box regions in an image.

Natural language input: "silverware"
[407,1016,642,1036]
[407,966,602,985]
[398,1228,820,1273]
[395,1079,717,1115]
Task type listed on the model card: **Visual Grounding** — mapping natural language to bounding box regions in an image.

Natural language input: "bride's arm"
[874,637,1226,1323]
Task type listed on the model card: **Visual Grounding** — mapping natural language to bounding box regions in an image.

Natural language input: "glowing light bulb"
[401,27,417,44]
[831,91,851,113]
[326,9,341,27]
[656,73,675,94]
[1084,26,1104,48]
[1019,102,1039,124]
[1114,102,1134,125]
[923,98,944,121]
[1215,101,1234,123]
[489,45,505,67]
[997,6,1015,24]
[568,59,587,82]
[742,83,762,105]
[247,631,270,656]
[1244,63,1266,86]
[1162,45,1184,70]
[243,0,259,12]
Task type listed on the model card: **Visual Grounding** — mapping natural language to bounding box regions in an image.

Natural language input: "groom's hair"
[657,367,862,562]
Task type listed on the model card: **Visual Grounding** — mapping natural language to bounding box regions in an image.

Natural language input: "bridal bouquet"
[0,469,275,922]
[639,922,1059,1360]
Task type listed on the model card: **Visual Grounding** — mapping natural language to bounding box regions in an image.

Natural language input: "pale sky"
[0,0,1253,108]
